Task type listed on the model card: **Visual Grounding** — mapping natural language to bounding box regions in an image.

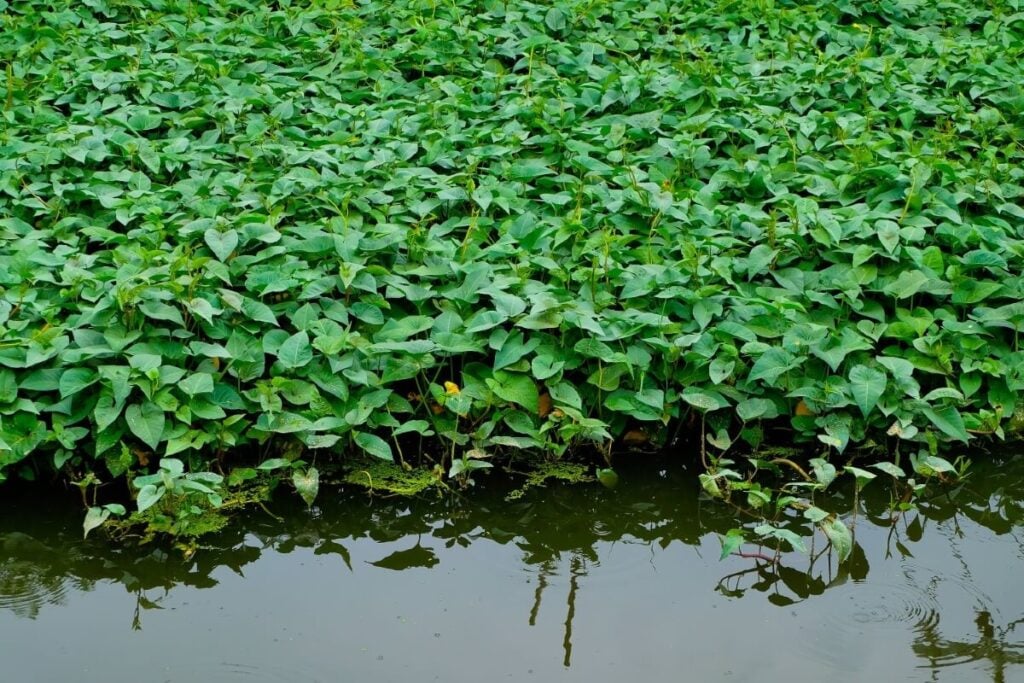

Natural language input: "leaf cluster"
[1,0,1023,495]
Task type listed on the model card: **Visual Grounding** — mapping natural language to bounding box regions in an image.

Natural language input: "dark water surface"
[2,455,1024,683]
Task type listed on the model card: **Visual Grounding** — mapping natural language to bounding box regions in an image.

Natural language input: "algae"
[342,460,444,497]
[506,460,594,501]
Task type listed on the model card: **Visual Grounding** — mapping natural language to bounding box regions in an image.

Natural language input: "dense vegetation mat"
[2,0,1024,499]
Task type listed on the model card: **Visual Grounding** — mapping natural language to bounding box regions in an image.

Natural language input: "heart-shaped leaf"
[204,228,239,262]
[293,467,319,507]
[125,402,165,450]
[848,365,887,418]
[821,517,853,563]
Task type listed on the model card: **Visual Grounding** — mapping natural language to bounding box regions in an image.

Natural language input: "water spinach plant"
[1,0,1023,540]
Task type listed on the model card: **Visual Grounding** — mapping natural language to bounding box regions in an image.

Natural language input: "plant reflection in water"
[2,454,1024,681]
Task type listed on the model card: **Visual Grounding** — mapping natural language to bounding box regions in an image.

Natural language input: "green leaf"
[709,357,735,385]
[488,372,540,414]
[872,462,906,478]
[393,420,434,437]
[227,468,259,486]
[257,458,292,471]
[449,458,493,478]
[544,7,566,31]
[747,347,798,384]
[596,467,619,489]
[303,434,342,449]
[125,402,165,450]
[820,412,852,453]
[59,368,98,399]
[913,453,957,476]
[736,398,773,422]
[354,432,393,461]
[464,310,507,334]
[821,517,853,563]
[160,458,185,477]
[745,244,776,279]
[136,484,164,513]
[810,457,837,488]
[83,506,110,539]
[179,373,215,396]
[682,386,729,412]
[508,159,554,180]
[700,473,722,498]
[93,393,123,432]
[952,280,1003,304]
[926,455,957,474]
[187,298,218,325]
[139,301,185,325]
[844,465,877,486]
[293,467,320,507]
[204,228,239,261]
[754,524,807,553]
[277,331,313,369]
[531,354,564,381]
[803,506,829,523]
[0,369,16,403]
[242,297,278,325]
[494,331,538,370]
[848,365,886,417]
[877,220,900,254]
[718,529,745,560]
[549,381,582,410]
[883,270,930,299]
[922,405,970,442]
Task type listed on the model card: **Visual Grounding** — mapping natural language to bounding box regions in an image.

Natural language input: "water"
[2,454,1023,682]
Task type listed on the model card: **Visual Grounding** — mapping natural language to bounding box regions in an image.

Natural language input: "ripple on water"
[803,561,1010,673]
[0,565,70,620]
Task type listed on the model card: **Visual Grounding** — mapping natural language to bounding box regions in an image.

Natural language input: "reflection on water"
[917,610,1024,683]
[0,532,81,619]
[2,454,1024,682]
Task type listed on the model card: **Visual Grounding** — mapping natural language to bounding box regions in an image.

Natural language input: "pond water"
[2,454,1023,683]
